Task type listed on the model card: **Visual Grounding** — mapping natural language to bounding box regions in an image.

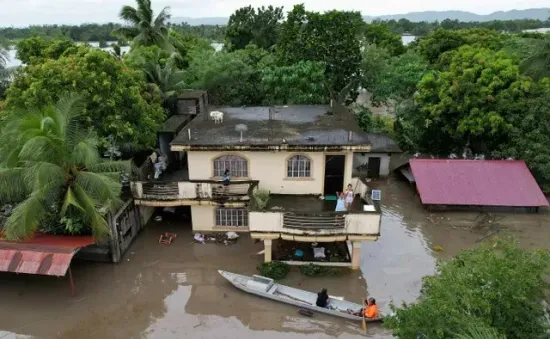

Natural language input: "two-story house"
[131,102,400,269]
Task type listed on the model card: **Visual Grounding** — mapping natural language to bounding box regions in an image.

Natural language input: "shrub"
[252,187,270,210]
[257,261,289,280]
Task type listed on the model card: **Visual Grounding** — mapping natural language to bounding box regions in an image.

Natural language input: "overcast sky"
[0,0,548,27]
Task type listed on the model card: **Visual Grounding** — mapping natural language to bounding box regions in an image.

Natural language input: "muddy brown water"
[0,175,548,339]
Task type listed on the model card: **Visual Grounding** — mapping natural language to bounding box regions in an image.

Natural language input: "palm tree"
[141,51,187,101]
[455,324,506,339]
[521,38,550,80]
[112,0,173,50]
[0,94,131,240]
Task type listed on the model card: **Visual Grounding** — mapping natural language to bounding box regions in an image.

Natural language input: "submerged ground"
[0,175,548,339]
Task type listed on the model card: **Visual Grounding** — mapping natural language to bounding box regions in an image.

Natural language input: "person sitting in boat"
[350,297,379,318]
[316,288,330,308]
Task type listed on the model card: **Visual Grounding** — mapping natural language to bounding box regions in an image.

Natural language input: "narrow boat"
[218,270,383,322]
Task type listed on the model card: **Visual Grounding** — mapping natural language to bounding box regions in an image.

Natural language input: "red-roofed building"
[409,159,549,211]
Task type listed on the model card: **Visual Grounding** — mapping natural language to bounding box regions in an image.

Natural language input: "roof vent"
[235,124,248,142]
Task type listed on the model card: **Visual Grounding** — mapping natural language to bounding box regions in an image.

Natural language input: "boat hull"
[218,270,383,323]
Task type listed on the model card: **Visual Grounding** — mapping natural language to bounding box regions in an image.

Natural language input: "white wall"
[191,205,215,231]
[187,151,353,195]
[352,152,391,177]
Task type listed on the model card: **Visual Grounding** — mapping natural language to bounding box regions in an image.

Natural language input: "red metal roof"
[410,159,549,207]
[0,235,95,277]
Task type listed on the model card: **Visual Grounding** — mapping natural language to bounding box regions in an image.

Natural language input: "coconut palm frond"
[154,7,171,28]
[112,27,141,41]
[455,324,506,339]
[2,194,46,240]
[72,184,110,238]
[88,160,134,174]
[119,5,141,25]
[0,168,28,203]
[74,171,122,207]
[1,93,127,240]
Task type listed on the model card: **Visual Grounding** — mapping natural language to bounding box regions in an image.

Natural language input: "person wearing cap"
[349,297,379,318]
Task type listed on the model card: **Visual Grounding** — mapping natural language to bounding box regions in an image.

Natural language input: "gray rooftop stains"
[172,105,400,152]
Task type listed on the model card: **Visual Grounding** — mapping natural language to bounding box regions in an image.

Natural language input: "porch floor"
[273,239,351,263]
[265,194,364,213]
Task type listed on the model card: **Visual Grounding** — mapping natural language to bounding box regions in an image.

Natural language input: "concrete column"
[351,241,362,270]
[264,239,273,263]
[134,182,143,199]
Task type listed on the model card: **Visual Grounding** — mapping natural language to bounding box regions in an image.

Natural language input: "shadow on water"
[0,174,548,338]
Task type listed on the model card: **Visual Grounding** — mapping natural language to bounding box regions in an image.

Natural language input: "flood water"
[0,175,548,339]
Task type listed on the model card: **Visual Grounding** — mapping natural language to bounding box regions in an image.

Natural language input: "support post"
[351,241,362,270]
[264,239,273,263]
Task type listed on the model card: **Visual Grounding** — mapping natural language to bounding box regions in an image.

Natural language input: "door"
[324,155,346,196]
[367,157,381,178]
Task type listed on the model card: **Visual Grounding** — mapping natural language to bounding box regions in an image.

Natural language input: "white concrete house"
[131,104,400,269]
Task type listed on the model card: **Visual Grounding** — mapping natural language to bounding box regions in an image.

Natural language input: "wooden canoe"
[218,270,383,323]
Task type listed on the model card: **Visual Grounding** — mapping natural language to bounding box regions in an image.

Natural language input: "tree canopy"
[5,47,165,149]
[385,238,550,339]
[225,5,283,51]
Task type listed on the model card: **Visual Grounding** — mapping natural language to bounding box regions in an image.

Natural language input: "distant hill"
[363,8,550,22]
[171,8,550,26]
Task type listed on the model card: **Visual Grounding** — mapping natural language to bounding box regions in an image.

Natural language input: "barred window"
[213,155,248,177]
[215,208,249,227]
[287,155,311,178]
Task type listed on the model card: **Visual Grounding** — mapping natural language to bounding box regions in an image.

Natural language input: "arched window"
[213,155,248,177]
[287,155,311,178]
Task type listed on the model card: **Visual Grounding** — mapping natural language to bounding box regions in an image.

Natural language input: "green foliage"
[258,261,290,280]
[299,264,344,277]
[112,0,172,49]
[225,5,283,51]
[493,80,550,192]
[355,107,396,138]
[5,47,164,149]
[277,5,364,103]
[0,94,131,240]
[412,46,530,155]
[521,38,550,80]
[417,28,505,66]
[261,61,327,105]
[364,22,406,56]
[16,37,49,64]
[184,45,272,106]
[454,324,506,339]
[252,188,270,210]
[169,31,214,68]
[384,238,550,339]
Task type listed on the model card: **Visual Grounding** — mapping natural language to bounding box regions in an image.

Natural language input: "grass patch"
[257,261,290,280]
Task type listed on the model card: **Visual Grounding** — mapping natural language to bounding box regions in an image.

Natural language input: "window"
[215,208,249,227]
[287,155,311,178]
[213,155,248,177]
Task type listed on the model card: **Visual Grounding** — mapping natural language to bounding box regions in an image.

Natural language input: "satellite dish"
[235,124,248,142]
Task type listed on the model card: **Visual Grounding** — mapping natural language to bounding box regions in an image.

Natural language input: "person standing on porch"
[344,184,354,210]
[335,192,346,212]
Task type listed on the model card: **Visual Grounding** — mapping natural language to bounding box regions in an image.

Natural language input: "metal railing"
[283,213,346,229]
[132,180,258,202]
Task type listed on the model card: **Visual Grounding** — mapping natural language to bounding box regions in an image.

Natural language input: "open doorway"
[367,157,381,178]
[324,155,346,196]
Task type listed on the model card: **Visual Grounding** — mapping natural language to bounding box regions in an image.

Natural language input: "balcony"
[249,194,381,239]
[131,179,258,206]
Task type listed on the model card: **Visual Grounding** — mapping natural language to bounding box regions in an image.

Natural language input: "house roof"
[160,115,192,134]
[410,159,549,207]
[171,105,400,152]
[0,234,95,277]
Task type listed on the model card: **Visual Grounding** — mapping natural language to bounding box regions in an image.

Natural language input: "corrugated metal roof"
[410,159,549,207]
[0,235,95,277]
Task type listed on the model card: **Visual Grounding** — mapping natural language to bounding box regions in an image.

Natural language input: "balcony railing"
[249,210,380,236]
[131,180,258,202]
[283,213,346,229]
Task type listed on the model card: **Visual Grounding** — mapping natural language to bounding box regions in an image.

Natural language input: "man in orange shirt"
[350,297,379,318]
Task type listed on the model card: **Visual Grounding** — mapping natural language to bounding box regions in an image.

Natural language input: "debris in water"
[226,231,239,240]
[193,233,205,244]
[154,216,162,222]
[433,245,444,252]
